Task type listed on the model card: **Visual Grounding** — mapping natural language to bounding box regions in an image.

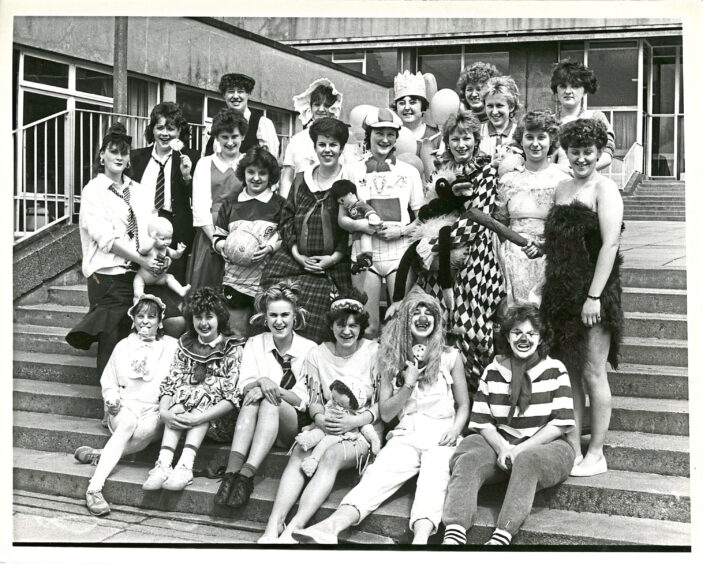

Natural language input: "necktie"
[272,349,296,390]
[153,154,171,211]
[108,181,140,251]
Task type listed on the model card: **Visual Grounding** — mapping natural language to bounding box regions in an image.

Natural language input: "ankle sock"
[239,463,258,479]
[442,524,467,545]
[157,446,175,467]
[177,444,198,470]
[226,451,246,474]
[485,528,512,545]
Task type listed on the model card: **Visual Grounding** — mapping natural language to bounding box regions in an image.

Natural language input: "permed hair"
[235,146,281,186]
[250,279,308,331]
[481,76,521,117]
[329,379,360,411]
[456,61,501,106]
[391,95,429,113]
[211,108,249,140]
[550,59,598,95]
[309,84,337,108]
[441,109,482,162]
[330,179,357,200]
[309,117,350,148]
[184,287,232,337]
[97,122,131,174]
[513,109,561,156]
[218,73,255,95]
[144,102,190,145]
[498,303,550,360]
[324,288,370,343]
[559,118,608,151]
[375,288,445,387]
[129,299,165,340]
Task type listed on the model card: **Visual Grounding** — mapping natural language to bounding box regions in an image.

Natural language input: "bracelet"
[587,295,601,301]
[403,382,415,392]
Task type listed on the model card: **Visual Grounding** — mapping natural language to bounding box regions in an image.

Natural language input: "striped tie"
[108,181,140,251]
[153,154,171,211]
[272,349,296,390]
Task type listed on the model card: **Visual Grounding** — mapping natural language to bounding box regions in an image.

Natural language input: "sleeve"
[211,200,232,251]
[408,166,426,212]
[592,111,616,158]
[236,338,259,393]
[282,133,297,168]
[79,184,119,253]
[191,157,213,227]
[332,198,351,255]
[257,115,280,159]
[99,340,123,404]
[289,373,309,412]
[278,180,299,249]
[160,348,186,399]
[217,346,243,407]
[547,363,575,427]
[467,371,497,431]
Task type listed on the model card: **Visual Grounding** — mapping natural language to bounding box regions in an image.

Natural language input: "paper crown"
[394,71,428,102]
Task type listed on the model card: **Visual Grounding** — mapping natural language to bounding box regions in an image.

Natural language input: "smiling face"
[134,305,160,340]
[265,299,295,341]
[224,87,249,112]
[521,128,552,166]
[100,143,129,178]
[410,304,436,342]
[311,100,333,121]
[464,82,484,112]
[369,127,398,159]
[314,134,342,168]
[244,164,270,197]
[448,129,476,164]
[556,83,585,112]
[193,310,219,343]
[152,117,179,154]
[216,128,243,159]
[332,315,361,351]
[395,96,423,128]
[566,144,601,179]
[484,93,512,130]
[508,319,542,361]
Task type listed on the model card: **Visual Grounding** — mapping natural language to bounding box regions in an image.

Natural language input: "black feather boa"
[541,201,624,371]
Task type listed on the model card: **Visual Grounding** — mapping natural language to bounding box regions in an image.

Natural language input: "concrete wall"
[13,17,391,119]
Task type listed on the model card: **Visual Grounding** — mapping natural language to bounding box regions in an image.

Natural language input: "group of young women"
[65,59,624,545]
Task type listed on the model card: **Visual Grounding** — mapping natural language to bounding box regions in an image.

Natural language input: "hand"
[173,242,187,258]
[251,245,273,263]
[438,429,460,446]
[140,254,166,276]
[403,360,421,387]
[581,298,602,328]
[179,411,203,426]
[376,224,403,241]
[384,300,402,321]
[258,377,282,406]
[323,408,355,435]
[243,387,264,405]
[442,288,455,312]
[179,154,193,178]
[303,256,325,272]
[160,404,193,430]
[522,242,542,259]
[497,446,513,472]
[312,255,336,270]
[104,398,121,416]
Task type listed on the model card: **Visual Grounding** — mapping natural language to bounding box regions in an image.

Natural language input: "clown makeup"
[266,299,295,344]
[224,87,249,112]
[410,304,436,343]
[396,96,423,128]
[484,93,512,131]
[134,306,160,341]
[193,310,220,343]
[508,319,542,361]
[566,144,601,179]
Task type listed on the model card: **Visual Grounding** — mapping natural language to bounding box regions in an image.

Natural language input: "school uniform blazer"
[129,146,201,249]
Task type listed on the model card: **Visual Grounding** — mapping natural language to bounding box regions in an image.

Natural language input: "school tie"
[108,181,140,252]
[272,349,296,390]
[152,154,171,211]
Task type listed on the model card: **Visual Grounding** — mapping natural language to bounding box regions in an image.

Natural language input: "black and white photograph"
[5,1,700,560]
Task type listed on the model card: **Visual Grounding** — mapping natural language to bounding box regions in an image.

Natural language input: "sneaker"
[142,461,171,491]
[227,473,254,508]
[214,472,237,506]
[74,446,102,465]
[86,490,110,516]
[162,463,193,491]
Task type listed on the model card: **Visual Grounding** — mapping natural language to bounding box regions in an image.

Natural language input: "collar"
[212,152,241,173]
[493,355,542,383]
[243,107,252,121]
[179,332,244,363]
[486,120,515,137]
[150,146,173,164]
[238,188,274,203]
[364,153,397,173]
[303,165,344,193]
[198,334,223,348]
[98,173,132,192]
[263,332,307,357]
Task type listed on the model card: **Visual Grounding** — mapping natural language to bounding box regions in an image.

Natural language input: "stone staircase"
[623,180,686,221]
[13,266,690,546]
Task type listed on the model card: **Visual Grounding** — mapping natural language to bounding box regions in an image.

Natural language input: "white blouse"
[191,152,243,227]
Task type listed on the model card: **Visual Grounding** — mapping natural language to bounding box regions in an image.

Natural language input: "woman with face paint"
[441,303,575,546]
[293,288,469,545]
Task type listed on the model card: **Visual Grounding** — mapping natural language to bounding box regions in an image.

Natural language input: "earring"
[99,157,105,165]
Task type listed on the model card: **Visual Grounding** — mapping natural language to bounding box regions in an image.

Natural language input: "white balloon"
[396,127,417,155]
[349,105,376,131]
[429,89,461,129]
[397,152,424,175]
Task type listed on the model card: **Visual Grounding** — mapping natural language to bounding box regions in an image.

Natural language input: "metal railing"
[13,108,206,243]
[602,141,643,190]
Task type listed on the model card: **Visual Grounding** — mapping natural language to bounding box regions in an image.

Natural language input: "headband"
[330,298,364,313]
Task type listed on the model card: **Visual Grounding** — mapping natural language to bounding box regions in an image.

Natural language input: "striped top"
[469,355,574,444]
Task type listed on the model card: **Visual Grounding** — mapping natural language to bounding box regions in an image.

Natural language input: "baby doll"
[295,377,381,477]
[331,179,382,274]
[134,217,190,301]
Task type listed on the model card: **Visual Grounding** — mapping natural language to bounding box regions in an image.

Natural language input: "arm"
[509,424,566,460]
[593,112,615,171]
[188,399,235,426]
[191,158,214,238]
[439,353,470,445]
[257,116,280,158]
[338,207,374,235]
[279,166,295,200]
[582,179,624,327]
[99,344,122,408]
[378,362,420,423]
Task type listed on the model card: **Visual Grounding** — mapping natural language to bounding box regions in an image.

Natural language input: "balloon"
[350,126,366,144]
[396,127,417,155]
[423,73,438,107]
[428,89,461,129]
[349,105,376,131]
[397,152,424,175]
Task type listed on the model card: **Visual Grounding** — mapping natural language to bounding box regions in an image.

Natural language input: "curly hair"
[498,303,550,360]
[456,61,501,106]
[309,117,350,148]
[559,118,608,151]
[184,287,232,336]
[144,102,190,144]
[481,76,520,117]
[441,109,482,162]
[550,59,598,95]
[323,287,370,343]
[329,379,360,410]
[513,109,561,156]
[310,84,337,108]
[129,299,165,340]
[235,146,281,186]
[211,108,249,140]
[218,73,255,95]
[391,95,429,113]
[250,279,308,331]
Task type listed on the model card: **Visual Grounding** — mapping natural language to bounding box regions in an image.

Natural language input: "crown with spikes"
[394,71,428,102]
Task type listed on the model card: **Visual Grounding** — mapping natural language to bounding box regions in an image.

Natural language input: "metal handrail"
[12,109,70,134]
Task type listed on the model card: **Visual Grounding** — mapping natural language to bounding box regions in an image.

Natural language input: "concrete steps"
[621,287,687,314]
[15,302,88,327]
[608,363,688,400]
[13,448,691,544]
[620,336,687,367]
[14,324,96,357]
[623,181,686,221]
[623,312,687,340]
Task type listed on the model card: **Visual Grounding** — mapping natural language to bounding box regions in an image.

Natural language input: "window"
[76,67,113,97]
[23,55,68,88]
[463,51,509,75]
[587,42,638,108]
[207,96,227,119]
[366,49,397,83]
[127,76,158,118]
[418,46,461,90]
[176,87,205,124]
[558,41,584,64]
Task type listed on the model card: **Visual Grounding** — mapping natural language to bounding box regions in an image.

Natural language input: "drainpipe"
[113,17,129,116]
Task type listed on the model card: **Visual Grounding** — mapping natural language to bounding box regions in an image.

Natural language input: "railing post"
[65,110,75,223]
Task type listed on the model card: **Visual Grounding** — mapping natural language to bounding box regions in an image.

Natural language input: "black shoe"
[227,472,254,508]
[214,472,237,506]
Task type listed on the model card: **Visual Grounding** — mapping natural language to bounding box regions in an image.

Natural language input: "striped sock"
[442,524,467,545]
[239,463,258,479]
[157,445,175,467]
[485,528,512,545]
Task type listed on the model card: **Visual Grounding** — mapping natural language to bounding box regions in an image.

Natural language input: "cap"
[363,107,402,131]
